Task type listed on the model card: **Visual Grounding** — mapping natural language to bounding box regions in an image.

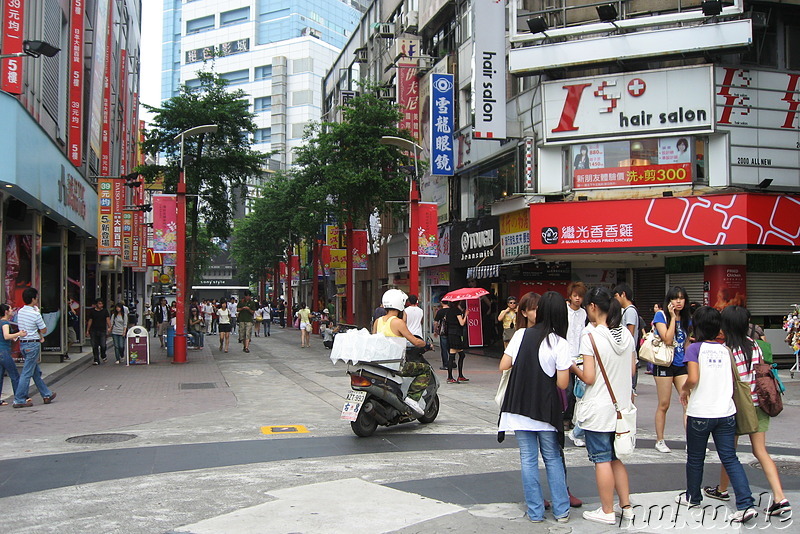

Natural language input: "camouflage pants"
[400,361,431,401]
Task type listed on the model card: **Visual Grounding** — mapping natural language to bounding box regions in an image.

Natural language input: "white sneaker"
[403,397,424,416]
[655,440,671,453]
[674,492,699,508]
[729,508,757,524]
[613,503,634,520]
[582,507,616,525]
[568,430,586,447]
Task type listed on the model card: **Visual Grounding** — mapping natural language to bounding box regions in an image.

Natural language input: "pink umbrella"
[442,287,489,302]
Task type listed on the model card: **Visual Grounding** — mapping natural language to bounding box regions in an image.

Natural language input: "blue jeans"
[686,415,754,510]
[14,342,51,404]
[0,348,20,399]
[112,334,125,362]
[263,320,270,336]
[439,335,450,367]
[189,331,204,348]
[516,430,570,521]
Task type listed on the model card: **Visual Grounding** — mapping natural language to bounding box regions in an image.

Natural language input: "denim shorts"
[584,430,617,463]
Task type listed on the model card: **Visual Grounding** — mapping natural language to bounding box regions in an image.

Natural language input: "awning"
[191,285,250,290]
[466,264,500,279]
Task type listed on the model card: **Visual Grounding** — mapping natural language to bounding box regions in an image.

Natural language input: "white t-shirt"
[228,302,237,317]
[404,306,423,338]
[203,304,214,318]
[566,303,587,360]
[499,328,572,432]
[217,308,230,324]
[684,342,736,418]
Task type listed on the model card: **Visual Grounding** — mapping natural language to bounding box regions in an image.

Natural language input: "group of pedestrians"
[497,284,791,525]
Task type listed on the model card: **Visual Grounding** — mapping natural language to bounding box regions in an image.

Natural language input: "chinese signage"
[466,298,483,347]
[531,194,800,254]
[398,62,420,140]
[122,211,134,266]
[329,248,347,269]
[543,66,714,142]
[500,209,530,260]
[68,0,84,166]
[472,0,506,140]
[100,3,113,175]
[352,230,368,270]
[417,202,439,257]
[451,216,500,268]
[420,224,451,268]
[152,194,177,253]
[430,73,454,175]
[326,225,345,248]
[185,38,250,64]
[574,163,691,189]
[97,178,119,255]
[1,0,24,94]
[716,67,800,188]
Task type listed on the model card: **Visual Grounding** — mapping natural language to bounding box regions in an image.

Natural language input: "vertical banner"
[68,0,84,166]
[152,194,178,253]
[99,4,114,175]
[112,180,124,255]
[97,178,117,254]
[465,298,484,347]
[417,202,439,257]
[321,245,331,275]
[704,265,747,310]
[290,255,300,285]
[1,0,24,94]
[397,62,420,140]
[431,73,454,176]
[119,49,128,174]
[325,224,345,248]
[329,249,347,269]
[472,0,507,139]
[121,211,134,266]
[352,230,368,270]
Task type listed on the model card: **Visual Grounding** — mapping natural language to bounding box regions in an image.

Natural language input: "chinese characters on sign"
[1,0,25,94]
[417,202,439,257]
[573,163,692,189]
[152,194,178,253]
[97,179,119,255]
[185,39,250,64]
[397,63,420,140]
[500,209,530,260]
[430,74,454,176]
[68,0,84,166]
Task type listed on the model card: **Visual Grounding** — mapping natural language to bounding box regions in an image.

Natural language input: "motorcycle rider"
[373,289,431,416]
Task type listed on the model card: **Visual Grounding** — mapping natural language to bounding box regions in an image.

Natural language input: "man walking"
[403,294,424,340]
[237,292,255,353]
[86,298,111,365]
[154,297,171,347]
[614,283,641,396]
[229,297,238,334]
[13,287,56,408]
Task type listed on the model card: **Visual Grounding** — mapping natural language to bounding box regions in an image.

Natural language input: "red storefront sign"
[574,163,691,189]
[68,0,84,166]
[397,62,420,140]
[99,5,113,175]
[97,178,119,255]
[1,0,24,94]
[465,298,483,348]
[147,248,164,267]
[531,193,800,254]
[122,211,134,266]
[119,49,128,174]
[112,180,124,254]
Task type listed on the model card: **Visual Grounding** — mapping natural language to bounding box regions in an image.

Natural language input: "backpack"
[753,362,783,417]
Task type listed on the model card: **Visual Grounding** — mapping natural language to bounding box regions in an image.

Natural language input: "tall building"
[160,0,362,299]
[0,0,143,360]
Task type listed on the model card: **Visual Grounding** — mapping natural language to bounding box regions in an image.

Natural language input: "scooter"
[342,345,440,437]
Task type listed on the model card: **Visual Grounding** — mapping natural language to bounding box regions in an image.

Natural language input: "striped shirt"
[731,337,761,406]
[16,305,47,341]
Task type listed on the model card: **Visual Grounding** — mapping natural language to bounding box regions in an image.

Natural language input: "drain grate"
[66,433,137,444]
[179,382,217,390]
[751,461,800,477]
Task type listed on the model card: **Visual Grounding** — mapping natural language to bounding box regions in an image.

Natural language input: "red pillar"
[286,246,293,312]
[345,220,354,325]
[312,240,319,311]
[173,174,187,364]
[409,180,420,298]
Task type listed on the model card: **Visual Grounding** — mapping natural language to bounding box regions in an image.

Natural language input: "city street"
[1,326,798,533]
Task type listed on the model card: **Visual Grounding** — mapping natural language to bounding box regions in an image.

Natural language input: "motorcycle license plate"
[341,391,367,421]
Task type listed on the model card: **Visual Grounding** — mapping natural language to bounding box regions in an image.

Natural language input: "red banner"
[290,255,300,284]
[68,0,84,166]
[417,202,439,257]
[119,49,128,174]
[112,180,124,254]
[321,245,331,274]
[1,0,24,94]
[352,229,367,270]
[397,62,420,140]
[146,248,164,266]
[99,5,113,175]
[279,261,287,277]
[574,163,692,189]
[531,193,800,254]
[122,211,134,266]
[97,178,115,254]
[465,298,484,348]
[152,194,178,253]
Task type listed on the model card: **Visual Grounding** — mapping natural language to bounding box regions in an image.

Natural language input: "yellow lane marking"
[261,425,309,435]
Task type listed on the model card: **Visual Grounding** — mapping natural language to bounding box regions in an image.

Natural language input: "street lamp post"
[173,124,218,364]
[379,136,423,298]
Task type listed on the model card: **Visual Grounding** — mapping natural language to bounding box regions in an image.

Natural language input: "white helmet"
[382,289,408,311]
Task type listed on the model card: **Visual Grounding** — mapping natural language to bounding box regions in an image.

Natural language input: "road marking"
[261,425,308,435]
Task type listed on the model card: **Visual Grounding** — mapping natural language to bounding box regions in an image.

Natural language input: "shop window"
[466,157,519,218]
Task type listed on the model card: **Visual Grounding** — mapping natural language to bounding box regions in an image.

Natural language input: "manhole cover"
[66,433,137,444]
[751,461,800,477]
[179,382,217,390]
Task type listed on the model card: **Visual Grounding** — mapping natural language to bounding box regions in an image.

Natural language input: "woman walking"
[110,302,128,364]
[572,287,635,525]
[678,306,756,523]
[445,300,469,383]
[296,302,312,348]
[0,304,27,405]
[217,301,231,352]
[499,291,571,523]
[652,286,691,453]
[705,305,791,517]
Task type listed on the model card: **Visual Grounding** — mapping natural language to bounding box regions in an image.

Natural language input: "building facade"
[0,0,142,360]
[322,0,800,353]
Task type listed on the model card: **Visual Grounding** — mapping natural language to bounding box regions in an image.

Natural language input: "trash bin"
[166,326,175,358]
[126,326,150,365]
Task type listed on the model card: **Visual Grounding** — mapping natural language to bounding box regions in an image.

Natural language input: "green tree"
[139,70,267,289]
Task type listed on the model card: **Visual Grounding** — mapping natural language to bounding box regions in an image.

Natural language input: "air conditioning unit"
[379,86,396,100]
[354,47,368,63]
[403,10,418,33]
[374,22,395,38]
[416,56,435,74]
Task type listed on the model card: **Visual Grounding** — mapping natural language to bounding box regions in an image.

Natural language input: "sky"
[139,0,163,124]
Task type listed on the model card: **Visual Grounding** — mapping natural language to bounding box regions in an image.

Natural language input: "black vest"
[499,325,564,445]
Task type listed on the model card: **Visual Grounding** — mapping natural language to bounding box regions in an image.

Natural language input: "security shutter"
[666,272,705,308]
[746,273,800,315]
[633,268,665,324]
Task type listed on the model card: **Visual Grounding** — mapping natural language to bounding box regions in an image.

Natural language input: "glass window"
[254,96,272,112]
[186,15,215,34]
[220,7,249,27]
[254,128,272,144]
[221,69,249,85]
[468,157,518,218]
[255,65,273,80]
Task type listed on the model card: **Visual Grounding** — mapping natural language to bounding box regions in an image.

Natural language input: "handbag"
[638,330,674,366]
[494,369,510,408]
[293,317,300,329]
[727,348,759,435]
[753,362,783,417]
[589,334,637,456]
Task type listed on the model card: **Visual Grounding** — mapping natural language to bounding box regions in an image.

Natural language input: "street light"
[172,124,218,364]
[0,40,61,59]
[379,135,423,298]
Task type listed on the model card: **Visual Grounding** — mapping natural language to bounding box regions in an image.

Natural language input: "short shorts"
[502,328,515,342]
[300,321,312,332]
[654,363,688,377]
[584,430,617,464]
[218,323,232,333]
[756,406,770,433]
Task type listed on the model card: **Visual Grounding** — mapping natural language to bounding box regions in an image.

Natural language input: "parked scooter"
[343,345,440,437]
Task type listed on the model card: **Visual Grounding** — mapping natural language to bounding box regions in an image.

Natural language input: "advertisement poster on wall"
[704,265,747,310]
[465,298,483,348]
